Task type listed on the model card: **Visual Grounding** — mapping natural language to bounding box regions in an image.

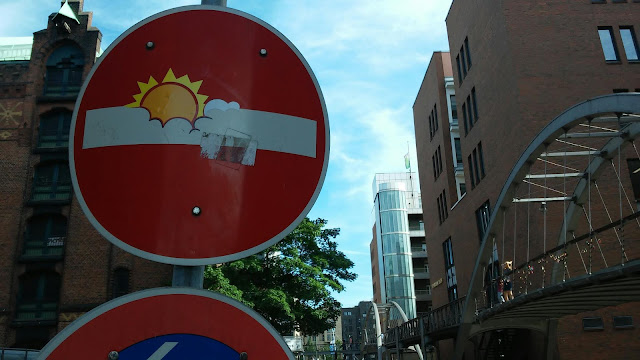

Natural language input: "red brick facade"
[0,1,171,348]
[414,0,640,358]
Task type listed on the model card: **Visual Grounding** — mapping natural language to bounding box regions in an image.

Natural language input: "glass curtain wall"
[378,187,416,319]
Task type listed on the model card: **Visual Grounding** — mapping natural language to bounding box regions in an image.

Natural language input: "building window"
[466,95,474,126]
[450,95,458,122]
[44,44,84,96]
[620,26,639,61]
[478,142,486,178]
[459,182,467,196]
[112,268,131,299]
[437,190,448,224]
[31,162,72,201]
[429,104,439,140]
[433,146,443,179]
[428,112,434,139]
[460,46,467,77]
[582,317,604,331]
[442,238,457,302]
[598,27,620,62]
[23,214,66,258]
[468,154,475,188]
[475,200,491,242]
[456,55,462,83]
[465,37,472,69]
[471,87,479,121]
[38,109,71,149]
[454,138,462,165]
[15,271,61,322]
[462,102,469,135]
[472,148,481,185]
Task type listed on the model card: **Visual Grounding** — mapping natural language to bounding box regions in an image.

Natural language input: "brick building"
[0,0,171,348]
[414,0,639,358]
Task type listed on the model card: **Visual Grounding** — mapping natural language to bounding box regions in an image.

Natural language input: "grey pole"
[202,0,227,5]
[171,0,227,289]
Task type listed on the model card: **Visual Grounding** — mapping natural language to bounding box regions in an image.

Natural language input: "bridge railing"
[383,296,466,346]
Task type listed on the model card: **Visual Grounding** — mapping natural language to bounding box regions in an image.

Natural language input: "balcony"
[413,267,430,279]
[415,289,432,302]
[410,246,427,258]
[37,129,69,150]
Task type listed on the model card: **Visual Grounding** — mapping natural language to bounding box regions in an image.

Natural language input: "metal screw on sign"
[146,41,154,50]
[192,206,201,216]
[239,352,249,360]
[108,351,119,360]
[259,48,268,57]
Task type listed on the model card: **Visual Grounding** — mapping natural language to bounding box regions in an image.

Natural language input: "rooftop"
[0,37,33,62]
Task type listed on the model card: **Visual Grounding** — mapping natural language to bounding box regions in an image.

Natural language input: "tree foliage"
[204,218,357,335]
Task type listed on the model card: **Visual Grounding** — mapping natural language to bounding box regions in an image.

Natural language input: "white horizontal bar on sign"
[525,173,583,179]
[512,196,572,203]
[82,106,317,158]
[558,132,621,139]
[540,151,601,157]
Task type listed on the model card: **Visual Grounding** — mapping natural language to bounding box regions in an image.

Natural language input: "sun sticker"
[126,69,208,126]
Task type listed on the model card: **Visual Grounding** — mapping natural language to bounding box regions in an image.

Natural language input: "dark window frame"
[23,214,67,258]
[465,37,472,69]
[31,161,72,202]
[462,103,469,135]
[38,109,72,149]
[619,26,639,62]
[44,44,85,97]
[478,142,486,178]
[456,55,463,83]
[598,26,621,62]
[15,271,61,322]
[471,87,479,121]
[468,154,476,188]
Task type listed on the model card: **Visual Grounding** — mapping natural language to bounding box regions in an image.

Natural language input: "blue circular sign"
[119,334,239,359]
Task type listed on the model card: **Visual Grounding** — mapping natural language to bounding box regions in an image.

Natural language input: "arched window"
[44,44,84,96]
[23,214,67,258]
[38,109,72,149]
[15,271,61,322]
[112,268,130,299]
[31,161,71,201]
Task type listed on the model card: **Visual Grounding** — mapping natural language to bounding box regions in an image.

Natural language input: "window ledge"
[18,255,64,263]
[33,147,69,154]
[36,95,78,103]
[26,199,71,207]
[605,60,622,64]
[11,319,57,327]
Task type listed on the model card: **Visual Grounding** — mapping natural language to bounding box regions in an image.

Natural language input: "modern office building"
[0,1,171,348]
[414,0,640,358]
[369,172,431,320]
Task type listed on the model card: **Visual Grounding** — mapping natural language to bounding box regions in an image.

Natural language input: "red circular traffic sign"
[71,6,329,265]
[38,288,294,359]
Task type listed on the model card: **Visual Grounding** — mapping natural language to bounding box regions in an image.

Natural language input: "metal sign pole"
[171,0,227,288]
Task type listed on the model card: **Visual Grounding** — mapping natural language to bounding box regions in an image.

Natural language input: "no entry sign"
[38,288,294,359]
[70,6,329,265]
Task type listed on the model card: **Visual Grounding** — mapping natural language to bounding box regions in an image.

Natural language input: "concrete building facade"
[0,1,172,349]
[414,1,640,358]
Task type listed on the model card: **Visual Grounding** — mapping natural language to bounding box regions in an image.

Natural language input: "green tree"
[204,218,357,335]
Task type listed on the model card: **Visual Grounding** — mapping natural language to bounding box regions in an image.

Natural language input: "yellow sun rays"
[126,69,209,125]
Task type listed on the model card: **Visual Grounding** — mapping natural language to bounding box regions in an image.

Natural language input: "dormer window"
[44,44,84,96]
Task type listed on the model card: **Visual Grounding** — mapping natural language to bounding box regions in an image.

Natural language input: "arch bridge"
[378,94,640,359]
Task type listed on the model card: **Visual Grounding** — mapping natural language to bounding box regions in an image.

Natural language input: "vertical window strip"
[429,113,433,139]
[598,27,620,61]
[456,55,462,83]
[443,189,448,218]
[620,26,639,61]
[437,196,443,224]
[468,154,475,188]
[460,46,467,77]
[432,154,437,179]
[465,37,472,69]
[434,104,439,131]
[472,87,478,121]
[462,103,468,135]
[478,142,486,178]
[473,148,481,185]
[466,95,474,126]
[438,146,443,174]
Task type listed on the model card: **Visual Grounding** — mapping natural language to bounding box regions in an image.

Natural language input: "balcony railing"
[14,302,57,322]
[31,179,71,201]
[37,129,69,149]
[43,80,81,97]
[21,236,65,259]
[0,348,39,360]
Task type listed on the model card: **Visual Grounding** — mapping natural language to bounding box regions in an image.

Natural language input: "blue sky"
[1,0,451,308]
